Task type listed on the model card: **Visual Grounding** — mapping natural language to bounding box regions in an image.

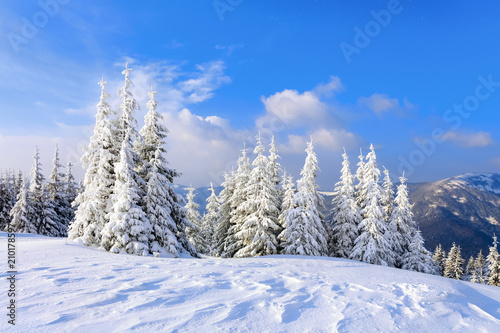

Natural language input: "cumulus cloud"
[357,93,416,116]
[257,89,327,130]
[279,128,360,154]
[311,128,360,151]
[441,130,494,148]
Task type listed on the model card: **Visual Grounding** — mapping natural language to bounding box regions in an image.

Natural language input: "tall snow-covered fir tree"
[465,256,475,281]
[101,129,151,255]
[350,144,394,266]
[137,87,196,257]
[68,79,118,245]
[487,235,500,286]
[213,170,236,257]
[355,149,367,210]
[185,187,208,254]
[116,63,141,148]
[401,230,435,274]
[47,145,72,236]
[25,147,61,236]
[433,244,447,276]
[144,147,183,257]
[8,179,36,233]
[202,182,220,254]
[444,243,465,280]
[282,139,329,256]
[224,146,252,258]
[234,135,281,257]
[472,250,487,284]
[329,149,361,258]
[277,171,295,251]
[387,172,417,267]
[268,136,282,187]
[0,172,16,231]
[65,162,78,223]
[27,147,44,234]
[381,167,394,221]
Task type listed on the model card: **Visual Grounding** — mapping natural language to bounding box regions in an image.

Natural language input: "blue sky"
[1,0,499,188]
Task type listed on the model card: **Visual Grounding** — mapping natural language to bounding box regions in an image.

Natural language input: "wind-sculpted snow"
[3,233,500,332]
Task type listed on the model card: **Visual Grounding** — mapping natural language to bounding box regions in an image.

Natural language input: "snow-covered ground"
[2,233,500,332]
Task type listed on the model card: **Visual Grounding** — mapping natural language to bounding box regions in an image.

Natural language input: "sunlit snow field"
[2,233,499,332]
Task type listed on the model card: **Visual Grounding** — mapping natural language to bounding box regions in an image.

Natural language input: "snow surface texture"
[3,233,500,332]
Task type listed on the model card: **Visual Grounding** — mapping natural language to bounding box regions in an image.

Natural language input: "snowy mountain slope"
[3,233,500,332]
[407,173,500,258]
[320,173,500,258]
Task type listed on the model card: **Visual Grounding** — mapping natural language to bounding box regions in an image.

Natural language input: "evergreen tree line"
[186,138,430,272]
[4,147,78,236]
[433,237,500,286]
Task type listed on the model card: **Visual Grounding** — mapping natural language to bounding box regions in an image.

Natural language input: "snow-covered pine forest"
[2,65,500,287]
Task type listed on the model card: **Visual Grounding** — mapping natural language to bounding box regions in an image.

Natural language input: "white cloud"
[311,128,360,151]
[279,128,360,154]
[313,76,344,97]
[441,130,494,148]
[257,89,327,129]
[357,93,415,116]
[179,61,232,103]
[279,135,308,154]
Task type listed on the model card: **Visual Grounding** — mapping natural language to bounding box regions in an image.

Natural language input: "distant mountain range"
[177,173,500,259]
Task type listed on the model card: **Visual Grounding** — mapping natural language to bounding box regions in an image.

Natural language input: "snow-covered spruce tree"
[25,147,60,236]
[136,88,196,257]
[268,136,282,187]
[224,146,252,258]
[329,149,361,258]
[101,129,151,255]
[472,250,487,284]
[27,147,44,234]
[401,230,435,274]
[381,167,394,221]
[8,179,36,233]
[202,182,220,254]
[433,244,447,276]
[277,171,295,252]
[39,181,62,237]
[143,146,182,257]
[47,145,72,236]
[0,172,16,231]
[387,172,417,267]
[64,162,78,223]
[213,170,236,257]
[282,139,329,256]
[444,243,465,280]
[185,187,208,254]
[465,256,475,281]
[355,149,367,210]
[68,79,118,245]
[116,63,141,149]
[350,144,394,266]
[487,235,500,286]
[234,135,281,257]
